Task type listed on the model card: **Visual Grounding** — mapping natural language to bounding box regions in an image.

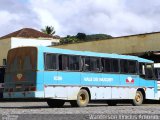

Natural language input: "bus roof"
[36,46,153,63]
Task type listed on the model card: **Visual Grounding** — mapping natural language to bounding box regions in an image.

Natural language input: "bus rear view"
[4,47,38,99]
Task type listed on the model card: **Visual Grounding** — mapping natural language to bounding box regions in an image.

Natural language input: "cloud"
[27,0,160,36]
[0,0,160,37]
[0,0,40,36]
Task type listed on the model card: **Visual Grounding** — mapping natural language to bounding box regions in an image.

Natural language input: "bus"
[154,63,160,97]
[0,66,5,98]
[3,46,158,107]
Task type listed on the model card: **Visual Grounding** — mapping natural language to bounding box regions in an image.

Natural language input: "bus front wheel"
[132,91,144,106]
[47,99,65,108]
[70,89,89,107]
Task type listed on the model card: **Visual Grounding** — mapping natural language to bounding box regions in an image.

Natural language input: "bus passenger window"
[90,58,100,72]
[120,60,128,73]
[59,55,80,71]
[102,58,119,73]
[45,54,57,70]
[102,58,111,72]
[111,59,119,73]
[84,57,90,71]
[62,55,69,70]
[128,61,137,74]
[69,56,80,71]
[139,63,145,75]
[145,64,154,79]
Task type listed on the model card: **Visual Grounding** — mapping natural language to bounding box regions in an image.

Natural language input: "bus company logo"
[126,77,134,83]
[16,73,23,80]
[54,76,62,81]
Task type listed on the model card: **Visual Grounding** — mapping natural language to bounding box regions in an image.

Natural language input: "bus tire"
[132,91,144,106]
[70,89,89,107]
[107,100,117,106]
[47,99,65,108]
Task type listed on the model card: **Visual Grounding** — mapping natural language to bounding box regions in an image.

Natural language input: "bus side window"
[62,55,69,70]
[58,55,62,70]
[139,63,145,76]
[128,60,137,74]
[145,64,154,79]
[45,53,58,70]
[59,55,80,71]
[102,58,111,72]
[84,57,90,71]
[90,57,101,72]
[120,59,128,73]
[102,58,119,73]
[69,56,80,71]
[111,59,119,73]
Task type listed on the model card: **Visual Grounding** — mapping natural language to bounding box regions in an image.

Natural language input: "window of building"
[3,59,7,66]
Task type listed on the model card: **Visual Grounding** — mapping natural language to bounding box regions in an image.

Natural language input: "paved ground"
[0,101,160,120]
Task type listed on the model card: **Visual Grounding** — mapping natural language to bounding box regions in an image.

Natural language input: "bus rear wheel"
[47,99,65,108]
[70,89,89,107]
[132,91,144,106]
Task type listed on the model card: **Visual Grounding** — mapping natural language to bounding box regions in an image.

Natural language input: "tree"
[41,26,55,35]
[76,33,86,40]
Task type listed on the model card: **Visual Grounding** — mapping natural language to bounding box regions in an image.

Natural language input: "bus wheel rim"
[135,92,141,102]
[80,94,86,103]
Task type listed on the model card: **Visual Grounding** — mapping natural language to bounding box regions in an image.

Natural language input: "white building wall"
[11,37,53,48]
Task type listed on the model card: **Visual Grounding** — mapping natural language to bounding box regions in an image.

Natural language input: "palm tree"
[41,26,55,35]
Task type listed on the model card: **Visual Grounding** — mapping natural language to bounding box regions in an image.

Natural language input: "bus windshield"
[6,47,37,72]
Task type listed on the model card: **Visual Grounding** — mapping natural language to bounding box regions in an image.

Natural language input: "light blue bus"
[4,46,158,107]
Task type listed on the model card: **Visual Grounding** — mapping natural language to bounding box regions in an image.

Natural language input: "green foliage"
[41,26,55,35]
[60,36,79,44]
[59,33,113,44]
[86,34,112,41]
[76,33,86,40]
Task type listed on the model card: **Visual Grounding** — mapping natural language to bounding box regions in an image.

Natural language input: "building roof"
[0,28,59,40]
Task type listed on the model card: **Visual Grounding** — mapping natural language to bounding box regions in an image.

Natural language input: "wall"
[0,38,11,66]
[11,37,54,48]
[0,37,59,66]
[53,33,160,54]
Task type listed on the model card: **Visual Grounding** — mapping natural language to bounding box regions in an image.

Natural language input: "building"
[0,28,60,66]
[53,32,160,62]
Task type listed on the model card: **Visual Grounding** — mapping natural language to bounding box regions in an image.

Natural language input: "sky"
[0,0,160,37]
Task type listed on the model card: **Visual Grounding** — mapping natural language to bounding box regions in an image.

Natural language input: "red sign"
[126,77,134,83]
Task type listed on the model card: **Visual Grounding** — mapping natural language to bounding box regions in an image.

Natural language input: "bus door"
[139,63,156,99]
[155,68,160,91]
